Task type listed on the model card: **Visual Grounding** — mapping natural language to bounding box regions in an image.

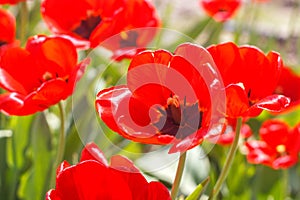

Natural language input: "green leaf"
[185,177,210,200]
[20,113,52,200]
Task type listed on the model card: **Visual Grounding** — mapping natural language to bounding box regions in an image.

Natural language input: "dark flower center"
[119,31,138,48]
[0,41,7,47]
[73,15,102,39]
[153,95,203,139]
[218,8,228,13]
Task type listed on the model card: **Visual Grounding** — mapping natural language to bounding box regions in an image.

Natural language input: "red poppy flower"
[207,42,290,118]
[0,0,25,5]
[0,8,18,58]
[0,35,89,116]
[245,120,300,169]
[41,0,161,54]
[200,0,242,22]
[274,65,300,112]
[46,142,171,200]
[96,43,226,153]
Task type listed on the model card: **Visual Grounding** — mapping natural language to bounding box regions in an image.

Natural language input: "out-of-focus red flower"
[245,120,300,169]
[207,118,252,145]
[102,0,161,60]
[207,42,290,118]
[200,0,242,22]
[96,43,221,153]
[0,35,89,116]
[274,65,300,112]
[41,0,125,48]
[0,8,19,58]
[46,142,171,200]
[0,0,25,5]
[41,0,161,55]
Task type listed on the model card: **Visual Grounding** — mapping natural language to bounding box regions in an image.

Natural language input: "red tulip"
[41,0,125,48]
[41,0,161,55]
[96,43,224,153]
[245,120,300,169]
[207,42,290,118]
[200,0,242,22]
[0,8,18,58]
[102,0,161,60]
[274,65,300,112]
[46,143,171,200]
[0,35,89,116]
[0,0,25,5]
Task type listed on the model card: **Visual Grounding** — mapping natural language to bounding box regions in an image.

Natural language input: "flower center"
[119,31,138,48]
[276,144,286,154]
[42,72,53,81]
[153,95,203,139]
[0,41,7,47]
[167,95,181,124]
[73,15,102,39]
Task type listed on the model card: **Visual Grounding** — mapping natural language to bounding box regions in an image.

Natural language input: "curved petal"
[225,83,249,118]
[274,66,300,111]
[248,94,290,116]
[167,55,210,105]
[56,161,71,176]
[168,127,208,153]
[28,35,78,75]
[25,78,68,107]
[0,93,24,115]
[54,161,132,199]
[127,49,173,106]
[0,47,41,94]
[239,47,282,101]
[110,156,149,200]
[110,155,140,173]
[0,8,16,43]
[174,42,223,108]
[45,189,60,200]
[272,155,298,169]
[80,142,108,166]
[207,42,243,86]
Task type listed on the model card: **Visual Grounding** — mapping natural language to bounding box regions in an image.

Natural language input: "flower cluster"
[1,0,300,200]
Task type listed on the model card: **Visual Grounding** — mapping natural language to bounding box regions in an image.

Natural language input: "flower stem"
[19,1,28,45]
[208,117,243,200]
[50,101,66,187]
[171,151,187,200]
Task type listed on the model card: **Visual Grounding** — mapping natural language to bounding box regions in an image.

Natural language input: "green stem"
[19,1,28,45]
[50,102,66,188]
[282,169,289,199]
[208,117,243,200]
[171,152,187,200]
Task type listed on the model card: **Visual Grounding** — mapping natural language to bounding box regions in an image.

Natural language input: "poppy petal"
[225,83,249,118]
[55,161,132,199]
[248,94,290,115]
[80,142,108,166]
